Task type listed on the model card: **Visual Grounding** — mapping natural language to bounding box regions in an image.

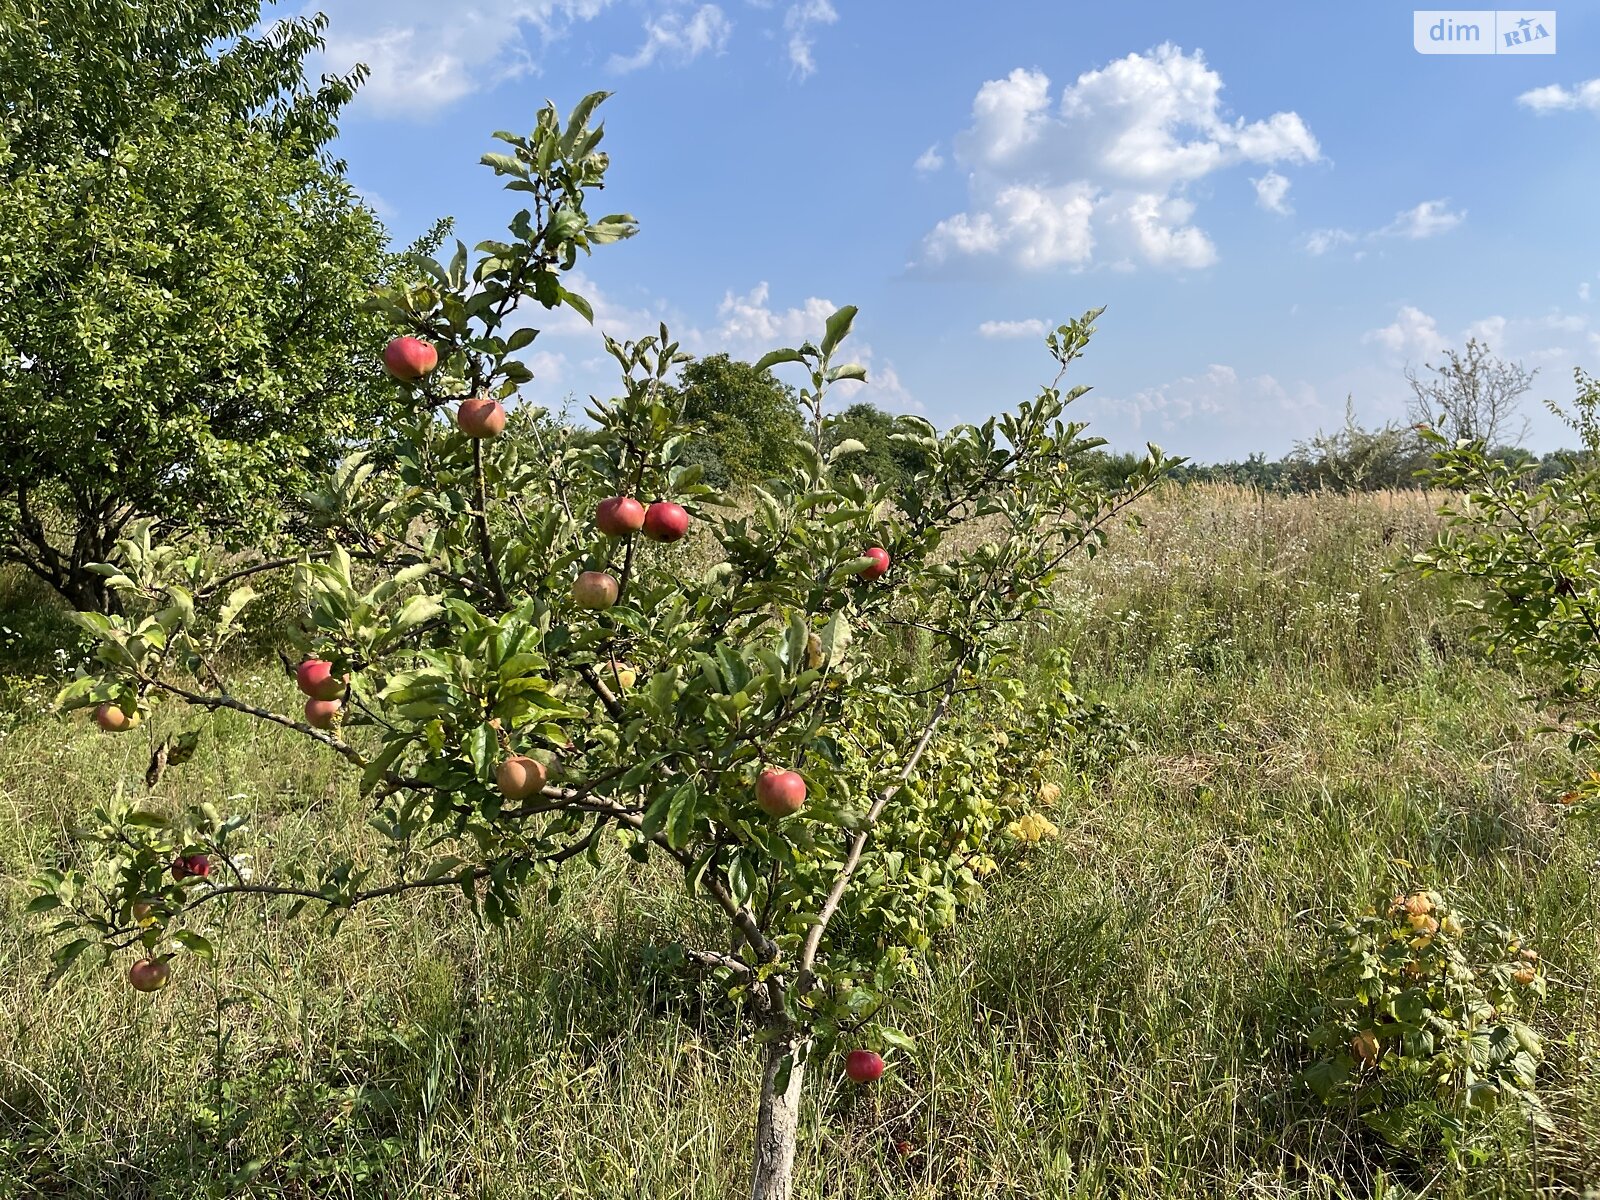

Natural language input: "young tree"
[1414,370,1600,782]
[670,353,806,487]
[33,96,1176,1200]
[1288,399,1431,492]
[822,401,933,488]
[0,2,391,610]
[1406,338,1537,449]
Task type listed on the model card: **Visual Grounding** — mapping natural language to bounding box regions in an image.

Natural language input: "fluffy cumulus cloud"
[1364,305,1448,358]
[1517,79,1600,113]
[1303,199,1465,256]
[977,318,1049,339]
[918,46,1321,272]
[1252,170,1292,214]
[609,4,732,72]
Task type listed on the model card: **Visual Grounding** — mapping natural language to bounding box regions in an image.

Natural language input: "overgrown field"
[2,484,1597,1199]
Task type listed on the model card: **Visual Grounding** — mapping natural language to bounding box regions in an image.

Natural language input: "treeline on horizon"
[667,351,1591,496]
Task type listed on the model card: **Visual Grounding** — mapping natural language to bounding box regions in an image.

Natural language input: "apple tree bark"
[750,1028,807,1200]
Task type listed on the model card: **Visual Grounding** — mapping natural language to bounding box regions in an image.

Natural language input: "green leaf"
[666,781,699,850]
[820,305,858,356]
[754,348,806,373]
[173,931,214,961]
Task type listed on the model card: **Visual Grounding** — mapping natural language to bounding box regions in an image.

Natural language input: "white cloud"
[977,318,1049,339]
[1365,306,1593,368]
[698,282,920,411]
[1302,199,1464,257]
[1252,170,1292,214]
[918,47,1320,272]
[1365,305,1449,359]
[783,0,837,78]
[1302,228,1357,256]
[1102,364,1317,431]
[914,144,945,174]
[1580,281,1592,303]
[608,4,732,73]
[1517,79,1600,113]
[1382,199,1465,240]
[307,1,616,117]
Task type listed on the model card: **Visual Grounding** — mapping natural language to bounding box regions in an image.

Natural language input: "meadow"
[1,483,1596,1199]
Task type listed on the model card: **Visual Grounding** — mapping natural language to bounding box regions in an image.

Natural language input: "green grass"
[1,485,1597,1198]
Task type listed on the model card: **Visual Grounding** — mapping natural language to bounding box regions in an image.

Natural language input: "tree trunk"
[749,1030,806,1200]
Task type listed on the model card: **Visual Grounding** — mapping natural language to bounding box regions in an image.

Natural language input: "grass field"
[1,484,1597,1199]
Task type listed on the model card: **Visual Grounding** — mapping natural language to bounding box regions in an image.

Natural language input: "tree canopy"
[670,353,805,487]
[0,1,390,609]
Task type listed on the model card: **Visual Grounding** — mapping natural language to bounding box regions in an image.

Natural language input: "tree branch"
[794,678,956,994]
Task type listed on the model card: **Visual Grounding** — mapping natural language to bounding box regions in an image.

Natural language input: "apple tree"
[32,93,1176,1200]
[1414,373,1600,813]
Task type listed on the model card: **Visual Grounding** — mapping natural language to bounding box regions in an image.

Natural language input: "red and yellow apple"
[127,957,171,993]
[642,501,689,543]
[572,571,620,610]
[305,698,341,729]
[495,755,548,800]
[457,396,506,438]
[755,769,806,818]
[384,336,438,380]
[596,496,646,537]
[858,546,890,582]
[295,659,346,701]
[844,1050,884,1083]
[94,702,139,732]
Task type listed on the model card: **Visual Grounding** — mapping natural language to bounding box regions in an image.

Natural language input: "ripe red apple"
[642,501,689,543]
[384,336,438,381]
[127,957,171,993]
[572,571,619,610]
[170,856,190,882]
[844,1050,884,1083]
[457,396,506,439]
[183,853,211,879]
[755,769,807,818]
[858,546,891,582]
[295,659,346,701]
[94,702,138,732]
[305,698,341,729]
[596,496,646,537]
[495,755,548,800]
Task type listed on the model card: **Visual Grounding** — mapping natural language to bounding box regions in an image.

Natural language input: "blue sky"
[276,0,1600,459]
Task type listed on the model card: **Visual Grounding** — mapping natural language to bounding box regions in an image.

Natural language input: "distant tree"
[1405,338,1536,449]
[1288,400,1431,492]
[0,2,391,610]
[822,402,932,488]
[670,354,805,487]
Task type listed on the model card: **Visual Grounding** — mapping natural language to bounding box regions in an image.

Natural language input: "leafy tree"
[33,97,1176,1200]
[670,353,805,487]
[1406,338,1536,449]
[0,2,390,611]
[1415,371,1600,780]
[1287,399,1430,492]
[821,401,932,488]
